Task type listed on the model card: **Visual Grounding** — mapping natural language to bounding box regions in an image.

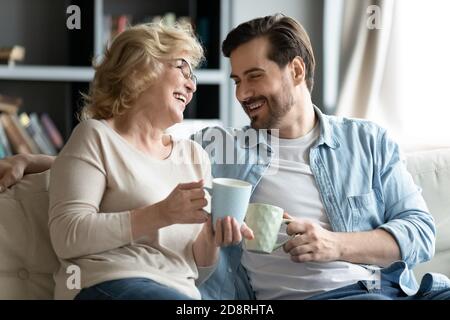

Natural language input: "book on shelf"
[0,140,5,159]
[0,120,13,157]
[40,113,64,151]
[11,114,40,154]
[29,113,58,155]
[0,45,25,67]
[0,110,62,158]
[103,14,132,47]
[102,13,193,49]
[19,113,57,156]
[150,12,177,26]
[0,113,33,154]
[0,94,22,114]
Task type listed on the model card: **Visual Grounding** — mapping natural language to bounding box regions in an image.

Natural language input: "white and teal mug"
[244,203,294,254]
[204,178,252,230]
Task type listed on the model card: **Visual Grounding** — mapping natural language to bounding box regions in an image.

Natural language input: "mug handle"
[204,186,213,194]
[272,218,295,251]
[203,186,212,216]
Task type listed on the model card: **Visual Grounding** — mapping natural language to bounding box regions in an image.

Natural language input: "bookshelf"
[0,0,231,142]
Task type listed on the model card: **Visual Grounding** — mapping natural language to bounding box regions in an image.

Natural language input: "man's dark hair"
[222,13,316,93]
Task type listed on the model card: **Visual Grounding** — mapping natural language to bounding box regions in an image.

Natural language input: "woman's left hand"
[212,216,254,247]
[194,216,254,267]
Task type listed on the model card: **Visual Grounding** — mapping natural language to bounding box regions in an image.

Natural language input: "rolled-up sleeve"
[377,130,436,268]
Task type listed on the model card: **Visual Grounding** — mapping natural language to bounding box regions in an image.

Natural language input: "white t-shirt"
[243,123,375,300]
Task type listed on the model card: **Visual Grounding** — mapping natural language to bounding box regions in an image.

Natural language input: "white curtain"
[325,0,450,150]
[388,0,450,149]
[325,0,394,118]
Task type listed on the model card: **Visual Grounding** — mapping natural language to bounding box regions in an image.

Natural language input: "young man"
[2,14,450,300]
[193,14,449,300]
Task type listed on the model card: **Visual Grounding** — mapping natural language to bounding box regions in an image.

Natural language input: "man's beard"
[250,93,294,129]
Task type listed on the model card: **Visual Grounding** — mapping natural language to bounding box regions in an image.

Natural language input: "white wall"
[227,0,324,127]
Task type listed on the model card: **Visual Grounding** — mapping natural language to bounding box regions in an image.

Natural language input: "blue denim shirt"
[192,106,439,299]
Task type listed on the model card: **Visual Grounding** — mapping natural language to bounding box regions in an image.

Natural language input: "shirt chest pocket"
[347,189,380,230]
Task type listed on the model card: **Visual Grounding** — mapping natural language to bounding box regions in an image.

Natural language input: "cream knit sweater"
[48,119,212,300]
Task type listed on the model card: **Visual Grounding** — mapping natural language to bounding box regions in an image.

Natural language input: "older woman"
[0,22,251,300]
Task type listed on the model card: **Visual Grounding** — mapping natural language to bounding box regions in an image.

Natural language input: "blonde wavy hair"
[80,22,204,120]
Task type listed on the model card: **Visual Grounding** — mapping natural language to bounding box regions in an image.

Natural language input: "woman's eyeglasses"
[173,58,197,87]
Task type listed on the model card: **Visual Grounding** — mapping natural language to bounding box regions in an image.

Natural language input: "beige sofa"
[0,148,449,299]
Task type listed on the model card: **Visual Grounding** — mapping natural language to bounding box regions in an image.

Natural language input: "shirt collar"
[313,105,340,149]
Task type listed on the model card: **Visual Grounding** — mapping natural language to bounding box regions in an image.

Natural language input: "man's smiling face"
[229,37,295,129]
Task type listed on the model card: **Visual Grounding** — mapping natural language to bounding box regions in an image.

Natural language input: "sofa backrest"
[0,149,449,299]
[406,148,450,279]
[0,170,58,299]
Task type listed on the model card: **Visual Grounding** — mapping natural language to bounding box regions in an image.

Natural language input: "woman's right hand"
[158,180,209,225]
[130,180,209,242]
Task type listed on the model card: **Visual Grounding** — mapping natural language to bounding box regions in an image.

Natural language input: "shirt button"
[227,267,233,273]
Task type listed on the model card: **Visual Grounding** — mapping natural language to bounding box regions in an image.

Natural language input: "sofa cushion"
[406,148,450,279]
[0,171,58,299]
[0,149,448,300]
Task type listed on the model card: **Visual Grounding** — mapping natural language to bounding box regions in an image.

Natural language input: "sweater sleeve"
[48,122,132,260]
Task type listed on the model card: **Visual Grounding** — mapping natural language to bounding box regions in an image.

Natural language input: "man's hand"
[0,154,55,192]
[283,214,341,263]
[0,155,28,192]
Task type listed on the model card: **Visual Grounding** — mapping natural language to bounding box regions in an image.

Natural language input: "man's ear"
[291,56,306,86]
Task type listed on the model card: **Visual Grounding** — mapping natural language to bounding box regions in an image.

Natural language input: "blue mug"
[204,178,252,230]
